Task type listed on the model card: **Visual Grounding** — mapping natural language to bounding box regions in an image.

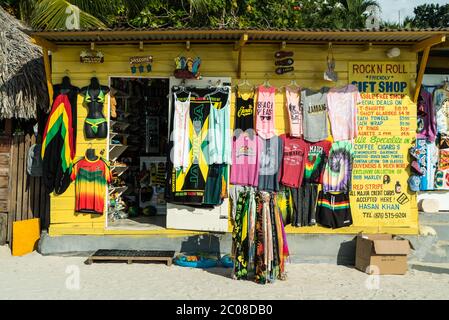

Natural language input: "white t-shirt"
[327,84,361,141]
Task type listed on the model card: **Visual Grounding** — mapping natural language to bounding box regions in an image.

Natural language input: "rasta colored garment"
[327,84,361,141]
[316,191,352,229]
[42,94,75,194]
[285,87,303,138]
[279,134,308,188]
[256,86,276,139]
[323,141,354,193]
[303,140,332,184]
[235,90,255,132]
[70,157,112,215]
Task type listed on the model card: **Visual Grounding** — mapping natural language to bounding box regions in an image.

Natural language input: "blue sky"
[378,0,449,23]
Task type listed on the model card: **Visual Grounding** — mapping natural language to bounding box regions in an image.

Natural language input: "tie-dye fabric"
[323,141,354,192]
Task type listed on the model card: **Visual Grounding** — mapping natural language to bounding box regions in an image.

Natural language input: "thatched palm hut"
[0,7,50,246]
[0,6,48,119]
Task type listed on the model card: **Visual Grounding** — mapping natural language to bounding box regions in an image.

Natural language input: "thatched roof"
[0,6,48,119]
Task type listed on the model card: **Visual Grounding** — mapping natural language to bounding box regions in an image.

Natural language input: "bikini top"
[84,87,106,104]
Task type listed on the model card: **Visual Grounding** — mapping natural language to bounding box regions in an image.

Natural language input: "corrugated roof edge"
[28,27,449,33]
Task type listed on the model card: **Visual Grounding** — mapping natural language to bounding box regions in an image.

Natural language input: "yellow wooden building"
[29,28,448,238]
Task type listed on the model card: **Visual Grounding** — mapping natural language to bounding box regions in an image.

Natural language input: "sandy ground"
[1,246,449,300]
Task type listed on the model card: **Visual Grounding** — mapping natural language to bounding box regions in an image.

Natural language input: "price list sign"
[349,93,418,228]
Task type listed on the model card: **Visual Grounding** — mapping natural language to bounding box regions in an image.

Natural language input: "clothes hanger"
[237,73,255,92]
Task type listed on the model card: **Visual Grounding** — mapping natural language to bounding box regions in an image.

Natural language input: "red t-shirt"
[279,134,308,188]
[303,140,332,184]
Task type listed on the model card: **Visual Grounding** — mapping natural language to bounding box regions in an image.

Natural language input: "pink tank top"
[256,85,276,139]
[285,87,302,137]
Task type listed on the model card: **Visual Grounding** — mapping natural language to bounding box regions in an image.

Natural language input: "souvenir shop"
[31,29,448,279]
[415,70,449,212]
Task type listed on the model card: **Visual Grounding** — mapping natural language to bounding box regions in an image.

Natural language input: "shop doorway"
[107,77,169,230]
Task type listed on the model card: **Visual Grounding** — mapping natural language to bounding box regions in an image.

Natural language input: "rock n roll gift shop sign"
[348,61,418,229]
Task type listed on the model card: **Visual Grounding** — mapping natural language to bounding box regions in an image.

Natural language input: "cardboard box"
[355,233,413,275]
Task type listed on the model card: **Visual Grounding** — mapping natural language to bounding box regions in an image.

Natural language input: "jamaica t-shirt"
[303,140,332,184]
[70,157,112,215]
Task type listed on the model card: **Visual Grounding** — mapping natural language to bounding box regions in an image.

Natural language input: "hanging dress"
[172,92,191,172]
[207,89,232,165]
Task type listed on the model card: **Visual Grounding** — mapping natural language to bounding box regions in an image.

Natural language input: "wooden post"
[42,47,54,107]
[237,48,243,79]
[414,46,431,103]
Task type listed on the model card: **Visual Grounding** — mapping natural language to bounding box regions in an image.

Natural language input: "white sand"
[1,245,449,300]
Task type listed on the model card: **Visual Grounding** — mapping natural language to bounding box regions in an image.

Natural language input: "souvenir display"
[80,77,110,139]
[42,77,77,194]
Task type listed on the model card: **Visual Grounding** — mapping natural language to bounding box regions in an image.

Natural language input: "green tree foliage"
[1,0,381,30]
[409,4,449,28]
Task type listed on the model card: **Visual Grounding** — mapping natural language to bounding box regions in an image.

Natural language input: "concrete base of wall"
[39,211,449,264]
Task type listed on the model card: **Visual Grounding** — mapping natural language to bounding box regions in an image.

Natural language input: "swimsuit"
[84,87,107,135]
[85,118,107,134]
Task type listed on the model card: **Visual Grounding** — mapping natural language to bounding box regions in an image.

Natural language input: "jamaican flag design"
[41,94,75,194]
[71,157,112,215]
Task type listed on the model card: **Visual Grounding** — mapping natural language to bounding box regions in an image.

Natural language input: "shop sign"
[129,55,153,73]
[349,93,418,228]
[349,61,411,95]
[80,50,104,63]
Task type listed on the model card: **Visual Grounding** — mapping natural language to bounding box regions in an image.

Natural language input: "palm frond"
[31,0,107,30]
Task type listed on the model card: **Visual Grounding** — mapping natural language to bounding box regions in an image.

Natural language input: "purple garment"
[417,88,437,142]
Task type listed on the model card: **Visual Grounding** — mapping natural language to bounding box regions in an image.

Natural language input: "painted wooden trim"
[31,36,58,52]
[414,46,431,103]
[412,34,446,52]
[41,47,54,107]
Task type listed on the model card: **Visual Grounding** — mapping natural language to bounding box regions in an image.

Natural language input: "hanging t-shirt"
[285,87,303,138]
[235,90,255,132]
[172,92,191,172]
[417,88,437,142]
[433,88,449,135]
[279,134,308,188]
[208,88,232,165]
[70,156,112,215]
[258,135,283,191]
[256,85,276,139]
[323,141,354,192]
[435,135,449,190]
[303,140,332,184]
[231,133,260,186]
[301,87,330,142]
[327,84,361,141]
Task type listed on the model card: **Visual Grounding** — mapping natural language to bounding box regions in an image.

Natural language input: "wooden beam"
[237,47,243,79]
[90,42,95,50]
[412,34,446,52]
[31,36,58,52]
[186,41,190,51]
[139,41,144,51]
[364,42,373,51]
[41,47,54,108]
[234,33,248,51]
[414,46,431,103]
